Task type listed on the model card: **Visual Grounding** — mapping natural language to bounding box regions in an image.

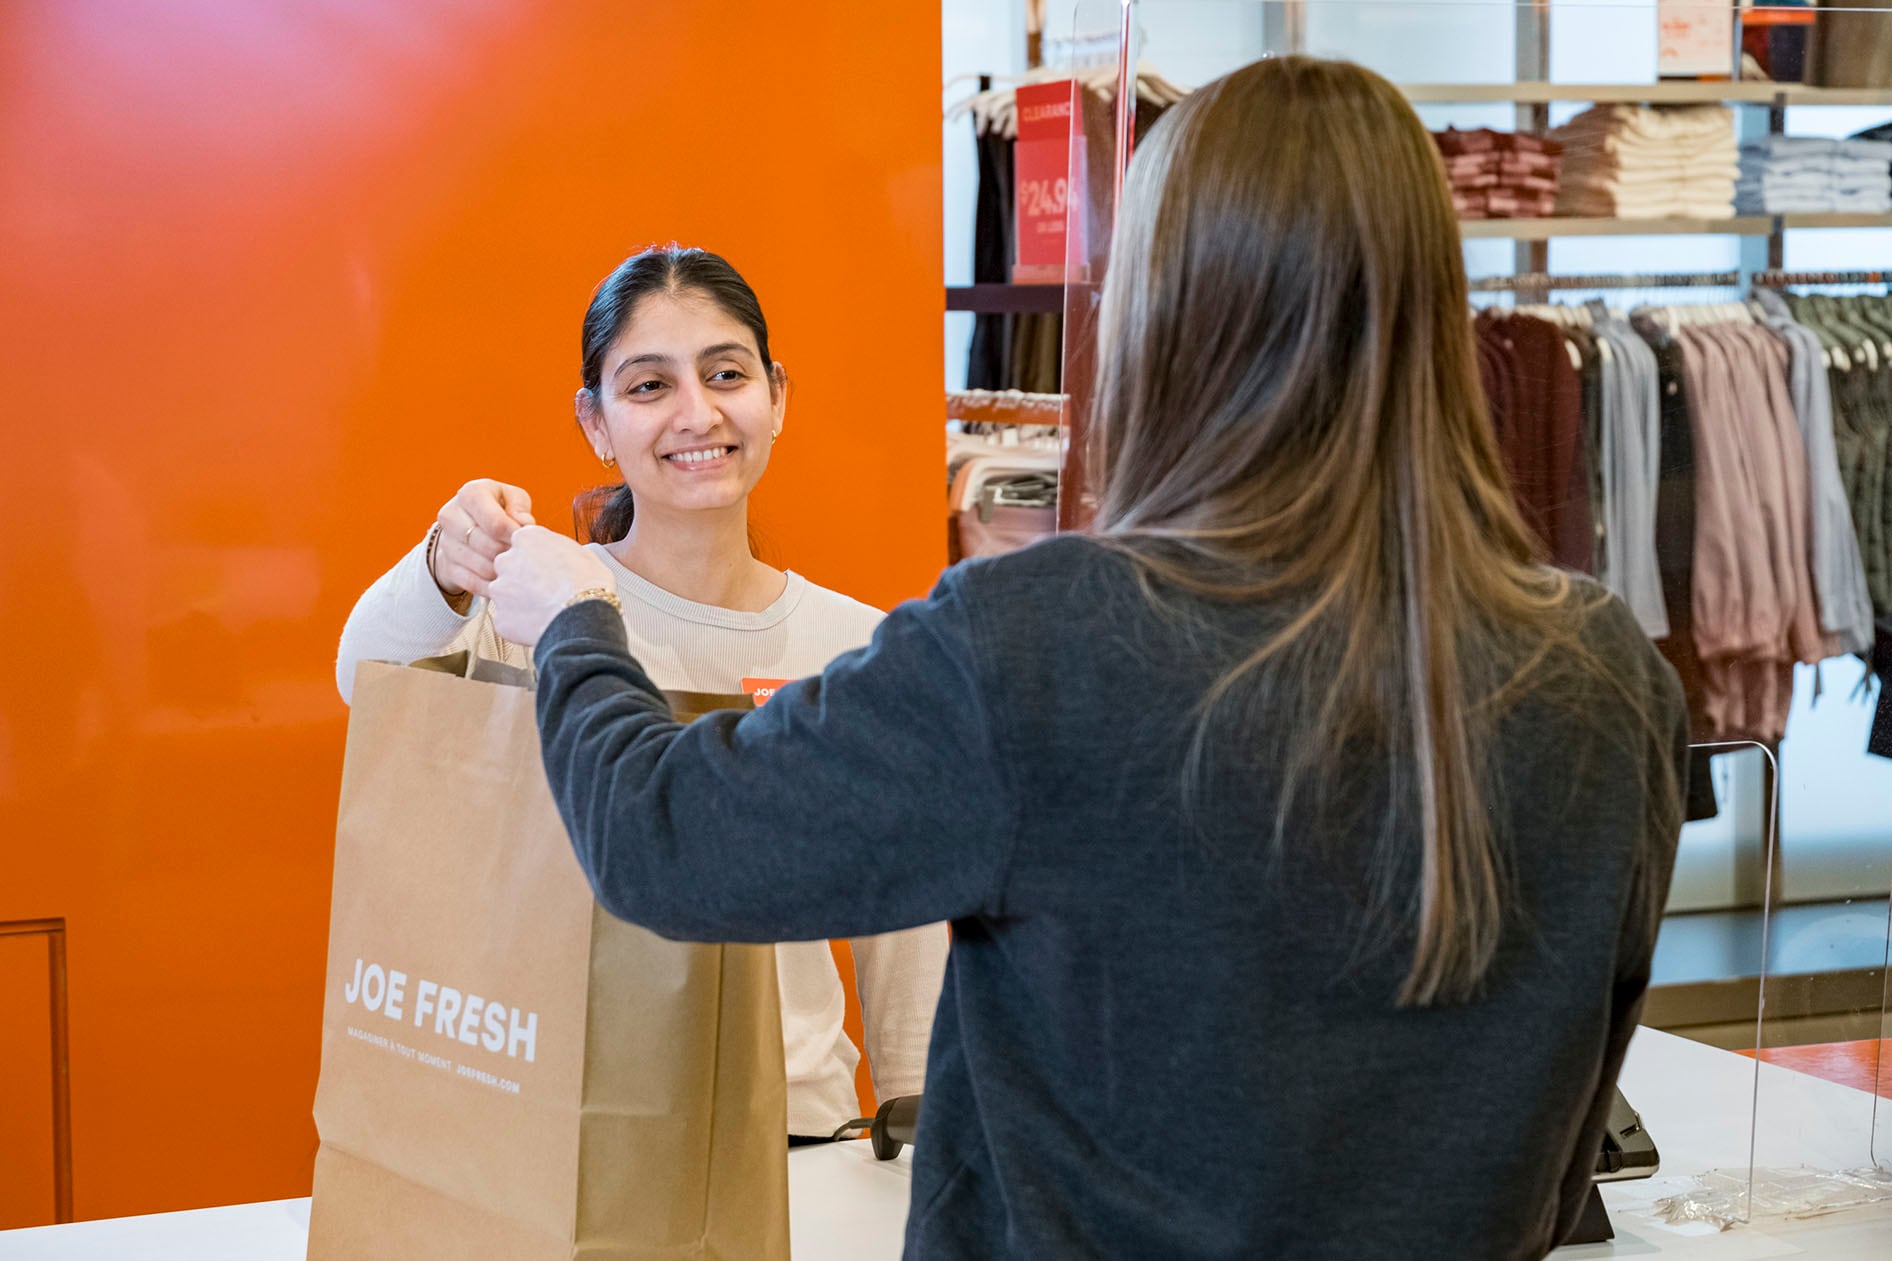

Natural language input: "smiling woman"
[575,249,789,595]
[332,245,950,1143]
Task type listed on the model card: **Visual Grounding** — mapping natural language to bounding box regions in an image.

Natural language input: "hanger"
[943,70,1035,96]
[945,59,1191,135]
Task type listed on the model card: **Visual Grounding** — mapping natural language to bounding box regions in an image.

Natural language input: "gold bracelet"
[564,586,623,614]
[424,523,475,616]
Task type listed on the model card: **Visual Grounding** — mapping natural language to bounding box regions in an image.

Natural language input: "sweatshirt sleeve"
[851,922,949,1102]
[1549,654,1690,1247]
[335,533,480,704]
[532,568,1017,944]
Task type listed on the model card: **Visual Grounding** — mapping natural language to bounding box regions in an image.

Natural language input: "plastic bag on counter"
[1650,1165,1892,1231]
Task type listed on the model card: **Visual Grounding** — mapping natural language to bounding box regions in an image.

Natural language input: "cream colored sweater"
[336,534,948,1135]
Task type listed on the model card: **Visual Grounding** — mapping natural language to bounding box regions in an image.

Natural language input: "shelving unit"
[944,213,1892,313]
[1461,217,1771,240]
[944,78,1892,314]
[1780,213,1892,231]
[1402,82,1892,107]
[1462,214,1892,241]
[1788,88,1892,107]
[1408,78,1892,274]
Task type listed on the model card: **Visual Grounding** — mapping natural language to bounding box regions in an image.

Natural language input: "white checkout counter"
[1,1029,1885,1259]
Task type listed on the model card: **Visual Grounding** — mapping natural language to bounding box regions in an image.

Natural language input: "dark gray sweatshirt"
[533,535,1687,1260]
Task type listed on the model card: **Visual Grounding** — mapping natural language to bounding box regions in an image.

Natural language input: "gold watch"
[563,586,623,614]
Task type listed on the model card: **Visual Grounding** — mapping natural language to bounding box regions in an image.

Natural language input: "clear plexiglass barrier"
[995,0,1892,1235]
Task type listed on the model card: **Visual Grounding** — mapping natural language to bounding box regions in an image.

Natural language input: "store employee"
[489,55,1687,1260]
[336,247,948,1144]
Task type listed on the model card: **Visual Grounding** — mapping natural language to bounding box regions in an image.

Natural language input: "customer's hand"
[431,479,536,600]
[489,525,615,647]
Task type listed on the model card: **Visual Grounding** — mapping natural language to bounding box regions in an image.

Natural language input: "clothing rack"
[1468,271,1741,293]
[1470,269,1892,293]
[947,388,1067,425]
[1752,269,1892,288]
[1469,277,1892,756]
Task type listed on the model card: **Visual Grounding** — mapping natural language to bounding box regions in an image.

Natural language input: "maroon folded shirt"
[1498,152,1561,179]
[1441,150,1564,187]
[1454,189,1560,219]
[1434,127,1564,159]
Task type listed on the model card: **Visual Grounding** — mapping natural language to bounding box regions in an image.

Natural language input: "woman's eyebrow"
[696,341,755,361]
[612,351,675,382]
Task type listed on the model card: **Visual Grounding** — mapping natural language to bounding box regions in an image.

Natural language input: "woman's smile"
[660,444,737,470]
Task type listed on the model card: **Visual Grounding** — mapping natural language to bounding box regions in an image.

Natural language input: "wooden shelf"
[1404,81,1773,104]
[945,219,1892,312]
[1401,82,1892,107]
[1779,87,1892,107]
[1778,212,1892,230]
[1461,216,1772,239]
[1460,214,1892,239]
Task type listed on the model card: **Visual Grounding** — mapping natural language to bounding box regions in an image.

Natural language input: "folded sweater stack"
[1736,136,1892,214]
[1433,128,1565,219]
[1551,104,1738,219]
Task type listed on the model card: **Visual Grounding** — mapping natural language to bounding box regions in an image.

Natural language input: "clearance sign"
[1013,79,1088,284]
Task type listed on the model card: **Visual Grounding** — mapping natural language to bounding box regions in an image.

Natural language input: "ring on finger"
[464,524,476,544]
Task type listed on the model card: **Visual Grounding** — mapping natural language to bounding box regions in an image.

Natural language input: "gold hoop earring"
[600,453,617,469]
[770,431,780,445]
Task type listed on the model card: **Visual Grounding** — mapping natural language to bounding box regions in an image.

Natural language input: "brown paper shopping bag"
[309,659,789,1260]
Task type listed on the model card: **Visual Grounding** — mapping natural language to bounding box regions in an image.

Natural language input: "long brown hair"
[1090,56,1592,1007]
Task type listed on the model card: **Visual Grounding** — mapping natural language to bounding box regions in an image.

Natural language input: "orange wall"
[0,0,942,1224]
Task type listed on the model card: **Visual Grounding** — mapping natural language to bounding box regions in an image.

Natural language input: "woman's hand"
[489,525,616,647]
[431,480,536,601]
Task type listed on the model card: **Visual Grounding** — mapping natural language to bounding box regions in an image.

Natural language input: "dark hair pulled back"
[578,245,774,543]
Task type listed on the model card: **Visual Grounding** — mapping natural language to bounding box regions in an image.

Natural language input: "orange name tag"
[740,677,789,706]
